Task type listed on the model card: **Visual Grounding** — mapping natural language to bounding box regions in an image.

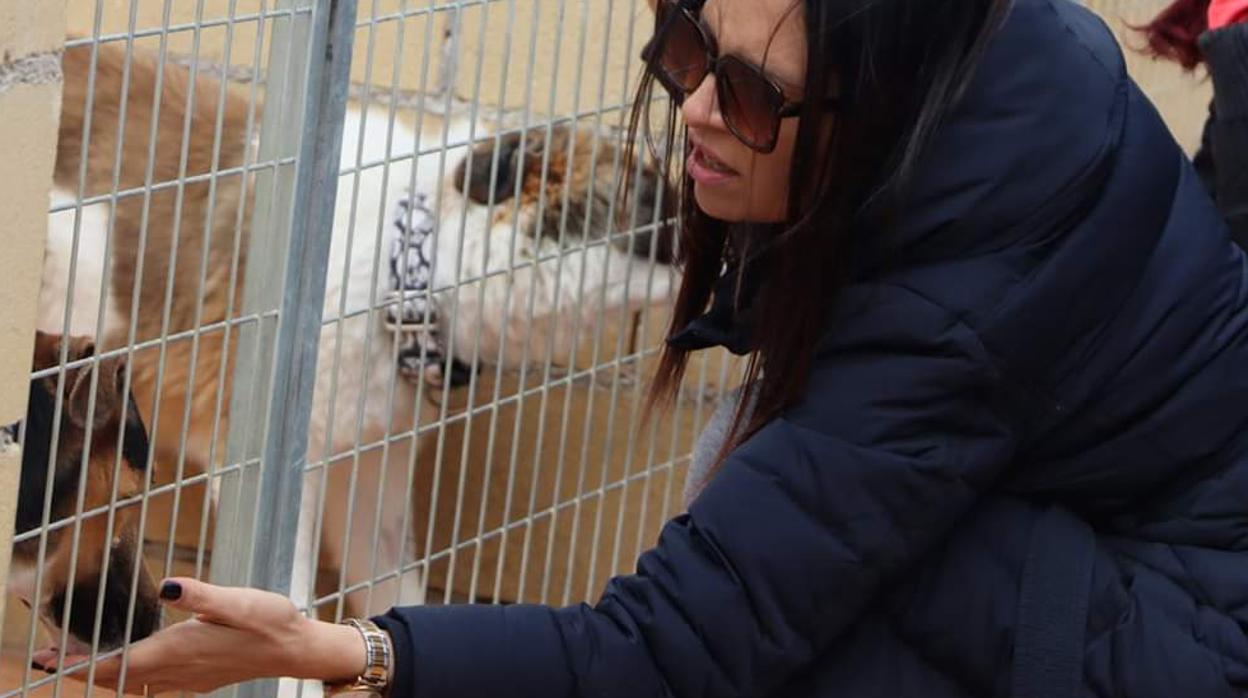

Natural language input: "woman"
[39,0,1248,695]
[1141,0,1248,244]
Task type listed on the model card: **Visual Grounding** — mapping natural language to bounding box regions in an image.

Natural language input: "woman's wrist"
[293,617,371,683]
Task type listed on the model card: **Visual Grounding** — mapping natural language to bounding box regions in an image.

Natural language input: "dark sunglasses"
[641,0,837,154]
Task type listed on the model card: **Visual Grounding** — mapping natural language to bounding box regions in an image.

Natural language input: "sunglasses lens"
[719,57,785,151]
[656,11,708,95]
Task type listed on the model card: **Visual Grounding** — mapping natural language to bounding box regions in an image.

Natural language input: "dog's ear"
[63,335,97,363]
[32,331,56,362]
[121,391,151,471]
[32,331,78,371]
[454,133,525,204]
[66,353,128,434]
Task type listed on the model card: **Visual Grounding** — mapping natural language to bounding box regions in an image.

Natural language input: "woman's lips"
[688,143,739,186]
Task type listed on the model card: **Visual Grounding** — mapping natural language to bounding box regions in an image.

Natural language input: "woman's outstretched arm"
[41,290,1015,698]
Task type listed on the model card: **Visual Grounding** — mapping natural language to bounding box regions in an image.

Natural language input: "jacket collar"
[666,252,767,356]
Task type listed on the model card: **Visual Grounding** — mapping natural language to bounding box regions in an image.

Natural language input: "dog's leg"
[378,435,426,611]
[267,466,326,698]
[319,440,424,619]
[368,439,427,613]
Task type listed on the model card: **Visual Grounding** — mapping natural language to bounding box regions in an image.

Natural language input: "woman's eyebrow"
[701,7,804,96]
[764,66,804,95]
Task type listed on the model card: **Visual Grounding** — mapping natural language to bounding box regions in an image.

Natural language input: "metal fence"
[0,0,1215,696]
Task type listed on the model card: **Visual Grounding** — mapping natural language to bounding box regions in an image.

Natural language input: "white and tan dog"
[37,38,675,631]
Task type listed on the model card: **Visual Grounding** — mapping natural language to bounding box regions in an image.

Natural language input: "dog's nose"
[55,585,161,650]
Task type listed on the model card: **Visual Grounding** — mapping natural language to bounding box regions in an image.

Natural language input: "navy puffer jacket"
[374,1,1248,695]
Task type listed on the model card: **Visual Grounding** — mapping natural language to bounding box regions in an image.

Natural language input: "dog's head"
[431,123,678,370]
[453,124,676,264]
[7,332,159,652]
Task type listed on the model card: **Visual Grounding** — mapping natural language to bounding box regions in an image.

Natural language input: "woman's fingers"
[30,647,62,669]
[41,635,193,694]
[29,583,305,695]
[156,577,230,623]
[158,577,300,631]
[35,622,194,691]
[38,647,148,688]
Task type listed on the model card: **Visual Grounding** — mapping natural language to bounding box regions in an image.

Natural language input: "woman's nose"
[680,72,722,131]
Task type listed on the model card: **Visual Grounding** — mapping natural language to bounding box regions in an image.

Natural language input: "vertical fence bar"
[209,0,309,595]
[207,1,357,698]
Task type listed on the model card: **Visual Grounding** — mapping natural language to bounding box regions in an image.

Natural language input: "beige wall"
[65,0,650,119]
[0,0,66,632]
[65,1,1211,148]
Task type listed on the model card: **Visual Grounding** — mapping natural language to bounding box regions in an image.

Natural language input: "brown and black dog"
[7,332,159,653]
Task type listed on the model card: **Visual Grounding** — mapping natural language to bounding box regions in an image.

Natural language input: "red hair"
[1138,0,1211,70]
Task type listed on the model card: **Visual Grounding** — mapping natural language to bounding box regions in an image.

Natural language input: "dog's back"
[54,38,256,473]
[57,38,255,341]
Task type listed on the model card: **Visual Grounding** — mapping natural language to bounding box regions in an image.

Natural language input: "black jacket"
[1195,22,1248,245]
[373,2,1248,696]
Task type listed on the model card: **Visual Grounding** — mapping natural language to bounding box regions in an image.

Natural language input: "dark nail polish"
[160,581,183,601]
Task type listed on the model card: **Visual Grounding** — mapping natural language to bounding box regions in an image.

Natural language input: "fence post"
[208,0,357,697]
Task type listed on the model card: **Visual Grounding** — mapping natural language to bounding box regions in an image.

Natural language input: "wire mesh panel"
[297,0,695,628]
[3,1,355,696]
[0,0,1220,696]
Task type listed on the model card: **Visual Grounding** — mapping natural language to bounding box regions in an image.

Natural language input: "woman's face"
[679,0,807,223]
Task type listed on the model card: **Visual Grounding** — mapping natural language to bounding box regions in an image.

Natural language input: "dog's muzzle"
[387,193,474,388]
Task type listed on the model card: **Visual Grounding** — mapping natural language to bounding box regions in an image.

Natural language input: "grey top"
[684,383,756,509]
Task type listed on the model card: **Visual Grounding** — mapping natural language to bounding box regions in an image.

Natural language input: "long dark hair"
[1137,0,1211,70]
[627,0,1012,466]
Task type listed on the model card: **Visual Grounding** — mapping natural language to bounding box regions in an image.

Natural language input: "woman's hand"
[31,577,368,695]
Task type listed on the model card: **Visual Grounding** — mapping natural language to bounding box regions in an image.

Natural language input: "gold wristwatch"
[325,619,393,696]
